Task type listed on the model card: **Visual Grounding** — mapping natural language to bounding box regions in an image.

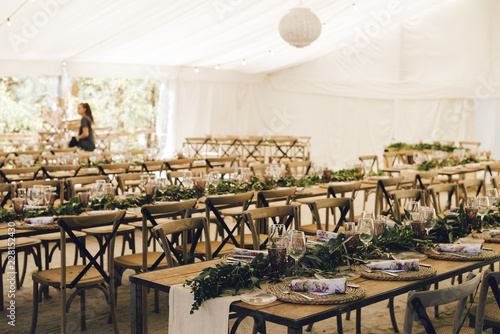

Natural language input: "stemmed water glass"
[288,230,306,276]
[156,178,170,198]
[421,207,437,235]
[405,201,420,222]
[477,196,490,226]
[182,171,193,188]
[486,188,498,206]
[94,181,106,208]
[358,218,374,248]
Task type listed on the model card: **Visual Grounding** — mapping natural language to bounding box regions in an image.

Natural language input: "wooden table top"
[130,243,500,329]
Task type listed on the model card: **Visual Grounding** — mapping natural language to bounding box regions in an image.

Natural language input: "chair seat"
[298,224,326,235]
[114,252,167,271]
[0,237,41,250]
[470,303,500,329]
[128,221,154,229]
[32,265,104,287]
[82,224,135,235]
[34,231,87,242]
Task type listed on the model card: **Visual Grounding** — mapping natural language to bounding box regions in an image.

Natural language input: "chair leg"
[19,250,29,288]
[80,290,86,331]
[356,308,362,334]
[154,289,159,313]
[388,297,399,332]
[434,282,439,318]
[346,310,351,320]
[30,281,39,334]
[14,252,20,289]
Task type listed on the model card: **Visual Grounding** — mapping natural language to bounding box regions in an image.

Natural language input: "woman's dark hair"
[79,103,94,124]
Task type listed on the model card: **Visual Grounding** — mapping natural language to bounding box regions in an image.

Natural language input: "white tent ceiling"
[0,0,444,76]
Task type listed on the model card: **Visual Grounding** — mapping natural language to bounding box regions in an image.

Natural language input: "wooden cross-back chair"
[391,189,423,222]
[304,197,354,234]
[383,151,402,169]
[402,272,482,334]
[359,155,379,173]
[374,176,405,219]
[468,269,500,333]
[165,158,194,171]
[98,163,130,177]
[250,163,272,178]
[113,200,197,313]
[65,175,109,199]
[0,167,42,183]
[239,136,264,162]
[30,210,126,333]
[184,137,209,158]
[242,205,298,250]
[0,183,13,208]
[205,192,255,258]
[153,217,211,267]
[166,171,185,186]
[42,164,81,179]
[458,179,486,205]
[413,171,438,206]
[115,173,146,194]
[212,137,240,157]
[205,156,237,171]
[427,183,458,217]
[51,148,77,155]
[493,175,500,191]
[285,161,311,177]
[459,141,481,149]
[141,160,166,173]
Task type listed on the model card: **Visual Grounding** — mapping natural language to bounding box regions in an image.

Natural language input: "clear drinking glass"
[405,201,420,221]
[269,224,287,245]
[182,170,193,188]
[421,207,437,235]
[486,188,498,205]
[358,218,374,248]
[477,196,490,223]
[288,230,306,274]
[157,178,169,197]
[94,182,106,203]
[344,222,359,254]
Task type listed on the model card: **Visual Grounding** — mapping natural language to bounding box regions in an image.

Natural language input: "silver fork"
[275,284,315,300]
[431,249,468,258]
[360,264,399,277]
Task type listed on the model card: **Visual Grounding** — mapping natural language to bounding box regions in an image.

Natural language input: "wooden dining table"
[129,243,500,334]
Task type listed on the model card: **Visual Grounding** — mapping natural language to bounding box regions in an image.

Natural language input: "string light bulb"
[215,64,220,70]
[352,2,358,9]
[268,50,274,56]
[241,58,247,66]
[6,18,12,27]
[194,67,199,73]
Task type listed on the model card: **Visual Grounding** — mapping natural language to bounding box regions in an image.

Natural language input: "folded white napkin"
[366,259,419,271]
[436,244,482,254]
[489,230,500,237]
[232,247,267,258]
[316,230,338,242]
[169,284,241,334]
[290,278,346,294]
[24,216,55,225]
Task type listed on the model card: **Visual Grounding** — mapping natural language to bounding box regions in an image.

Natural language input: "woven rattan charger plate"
[15,221,59,230]
[221,254,254,265]
[472,231,500,243]
[351,264,436,281]
[267,279,365,305]
[421,248,498,261]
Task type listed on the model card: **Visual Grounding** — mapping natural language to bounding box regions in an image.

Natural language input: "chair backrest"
[165,158,194,171]
[251,163,272,177]
[207,167,235,177]
[285,161,311,177]
[142,160,166,173]
[474,270,500,334]
[459,141,480,149]
[308,197,354,232]
[428,183,458,216]
[205,156,237,170]
[242,205,298,250]
[458,179,486,204]
[66,175,109,198]
[374,176,404,217]
[256,187,296,208]
[328,181,361,200]
[166,171,186,186]
[51,147,77,154]
[403,272,481,334]
[141,199,198,269]
[493,175,500,190]
[383,151,400,169]
[391,189,423,221]
[98,163,130,175]
[413,171,438,206]
[154,217,211,267]
[42,164,81,179]
[0,167,41,183]
[0,183,13,207]
[359,155,379,173]
[115,173,143,194]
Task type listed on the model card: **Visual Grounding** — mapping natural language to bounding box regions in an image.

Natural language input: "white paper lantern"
[279,7,322,48]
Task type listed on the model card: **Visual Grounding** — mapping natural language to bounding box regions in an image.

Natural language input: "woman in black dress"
[76,103,96,151]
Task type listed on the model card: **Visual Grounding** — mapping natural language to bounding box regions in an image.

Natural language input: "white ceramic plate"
[240,292,277,305]
[392,251,428,261]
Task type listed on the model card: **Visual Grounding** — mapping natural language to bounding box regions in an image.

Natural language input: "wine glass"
[78,189,90,209]
[208,171,221,187]
[12,198,25,221]
[182,170,193,188]
[477,196,490,224]
[17,188,26,200]
[288,230,306,275]
[358,218,374,248]
[360,211,375,220]
[405,201,420,221]
[157,178,170,198]
[44,189,56,206]
[344,222,359,255]
[421,207,437,235]
[269,224,287,246]
[486,188,498,206]
[94,181,106,206]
